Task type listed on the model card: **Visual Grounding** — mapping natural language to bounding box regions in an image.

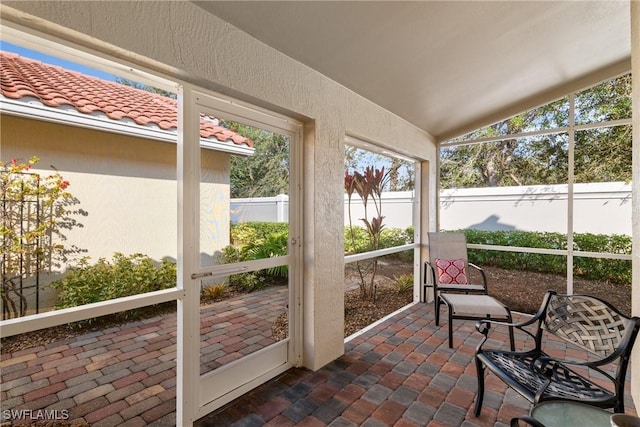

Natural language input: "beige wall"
[1,1,437,370]
[3,115,179,262]
[2,115,230,312]
[631,0,639,408]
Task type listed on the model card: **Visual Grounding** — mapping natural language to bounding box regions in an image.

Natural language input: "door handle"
[191,272,213,280]
[191,265,248,280]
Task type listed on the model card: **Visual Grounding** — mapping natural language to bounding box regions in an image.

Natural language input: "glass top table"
[531,401,612,427]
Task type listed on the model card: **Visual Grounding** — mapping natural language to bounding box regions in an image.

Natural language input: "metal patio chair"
[474,290,640,417]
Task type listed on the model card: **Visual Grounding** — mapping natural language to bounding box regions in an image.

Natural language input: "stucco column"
[631,0,640,409]
[302,126,346,370]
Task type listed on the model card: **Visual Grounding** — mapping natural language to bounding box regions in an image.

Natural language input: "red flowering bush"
[345,166,390,301]
[1,156,75,317]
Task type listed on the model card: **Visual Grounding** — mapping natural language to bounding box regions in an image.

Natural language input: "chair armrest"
[424,261,438,288]
[475,314,541,349]
[468,262,487,289]
[477,290,555,339]
[476,313,540,335]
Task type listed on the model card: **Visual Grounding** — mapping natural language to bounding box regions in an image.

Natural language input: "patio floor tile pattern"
[1,292,636,426]
[199,287,287,373]
[1,287,285,426]
[196,302,636,427]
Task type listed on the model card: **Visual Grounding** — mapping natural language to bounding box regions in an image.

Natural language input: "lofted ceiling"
[193,1,631,142]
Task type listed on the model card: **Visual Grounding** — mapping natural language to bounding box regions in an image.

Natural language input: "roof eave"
[0,96,254,156]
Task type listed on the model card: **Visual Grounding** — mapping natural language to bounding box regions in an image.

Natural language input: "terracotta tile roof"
[0,52,253,147]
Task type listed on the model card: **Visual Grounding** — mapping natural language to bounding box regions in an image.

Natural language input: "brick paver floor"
[1,286,286,426]
[200,286,287,373]
[1,292,636,427]
[195,304,637,427]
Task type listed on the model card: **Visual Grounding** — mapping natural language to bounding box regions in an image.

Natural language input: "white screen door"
[181,88,302,419]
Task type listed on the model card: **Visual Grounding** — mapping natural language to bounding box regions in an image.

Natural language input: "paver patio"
[0,287,635,426]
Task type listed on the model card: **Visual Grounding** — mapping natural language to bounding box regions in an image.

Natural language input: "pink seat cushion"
[435,258,468,284]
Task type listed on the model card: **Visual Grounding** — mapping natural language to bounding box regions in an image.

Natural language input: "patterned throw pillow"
[435,258,468,285]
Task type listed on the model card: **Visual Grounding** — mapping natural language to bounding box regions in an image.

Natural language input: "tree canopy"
[115,73,630,193]
[345,146,415,192]
[115,78,177,99]
[226,122,290,198]
[440,74,632,189]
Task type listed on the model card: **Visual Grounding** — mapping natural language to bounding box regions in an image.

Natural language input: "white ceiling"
[194,1,631,141]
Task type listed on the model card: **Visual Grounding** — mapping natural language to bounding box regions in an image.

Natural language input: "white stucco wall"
[1,1,437,371]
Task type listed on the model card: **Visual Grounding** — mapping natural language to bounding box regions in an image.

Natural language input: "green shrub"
[229,273,270,292]
[380,226,414,248]
[405,225,415,241]
[223,222,290,292]
[220,245,242,265]
[454,229,631,284]
[232,221,288,244]
[230,222,414,259]
[345,225,414,255]
[202,283,227,300]
[573,232,631,254]
[230,223,260,252]
[246,231,289,277]
[393,274,414,293]
[344,225,370,254]
[51,253,176,310]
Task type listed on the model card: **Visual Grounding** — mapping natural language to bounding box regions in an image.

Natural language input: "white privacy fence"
[231,182,632,235]
[441,182,632,235]
[231,194,290,223]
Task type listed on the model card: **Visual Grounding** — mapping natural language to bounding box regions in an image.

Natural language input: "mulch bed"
[482,265,632,316]
[344,286,413,337]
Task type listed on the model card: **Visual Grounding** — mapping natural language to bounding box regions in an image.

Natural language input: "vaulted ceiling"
[193,1,631,142]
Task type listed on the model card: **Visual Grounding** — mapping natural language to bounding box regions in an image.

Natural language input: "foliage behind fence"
[228,224,631,285]
[458,229,631,285]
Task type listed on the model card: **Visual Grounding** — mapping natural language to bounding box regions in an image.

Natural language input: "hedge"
[227,224,631,285]
[456,229,631,285]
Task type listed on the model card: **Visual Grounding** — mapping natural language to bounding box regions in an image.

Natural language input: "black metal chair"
[474,290,640,417]
[510,416,546,427]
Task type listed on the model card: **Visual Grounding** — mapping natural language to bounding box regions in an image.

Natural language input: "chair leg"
[435,296,441,326]
[474,356,485,417]
[508,326,515,352]
[448,301,454,348]
[506,312,515,351]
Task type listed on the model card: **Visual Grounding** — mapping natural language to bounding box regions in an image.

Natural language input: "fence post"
[275,194,288,222]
